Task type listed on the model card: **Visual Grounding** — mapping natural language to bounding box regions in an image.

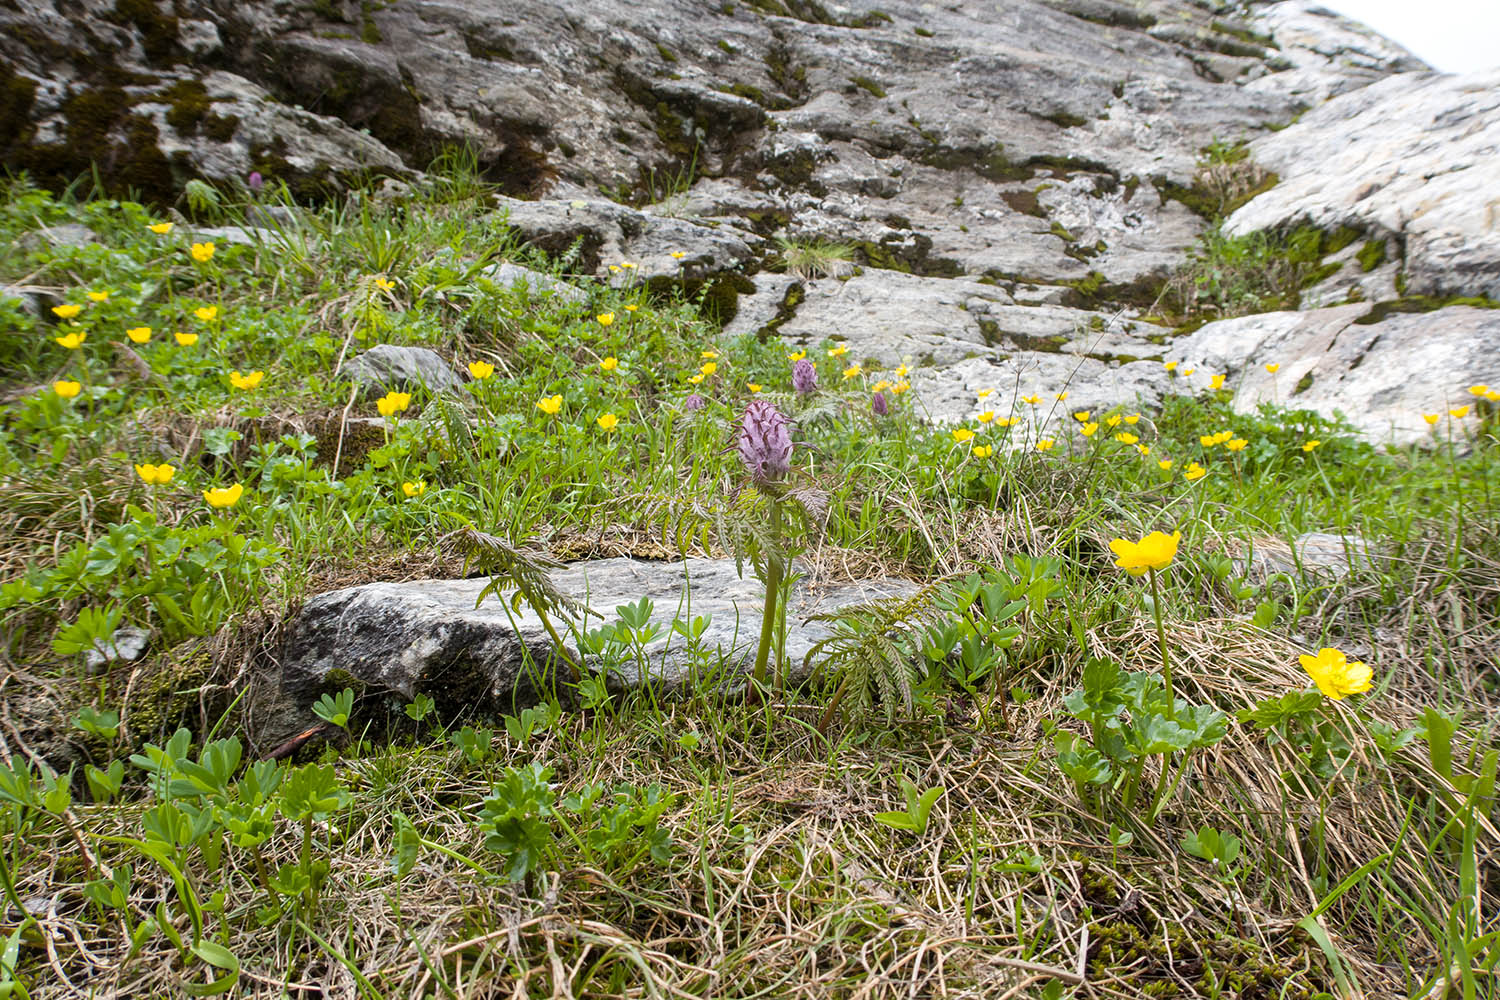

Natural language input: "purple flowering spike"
[736,399,793,484]
[684,393,706,412]
[247,171,264,192]
[872,390,889,416]
[791,358,818,395]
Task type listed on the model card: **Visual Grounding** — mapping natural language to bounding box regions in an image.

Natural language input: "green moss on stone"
[1356,239,1386,272]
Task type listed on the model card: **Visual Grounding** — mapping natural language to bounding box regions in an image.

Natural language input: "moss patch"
[108,0,181,66]
[1354,295,1500,325]
[1357,239,1386,273]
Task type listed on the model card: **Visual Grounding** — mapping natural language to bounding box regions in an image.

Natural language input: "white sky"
[1316,1,1500,73]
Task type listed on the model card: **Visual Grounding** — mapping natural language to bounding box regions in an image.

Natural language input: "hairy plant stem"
[751,499,783,690]
[1149,568,1174,721]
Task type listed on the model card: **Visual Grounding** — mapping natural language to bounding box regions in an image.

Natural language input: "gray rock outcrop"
[1226,67,1500,301]
[1169,305,1500,444]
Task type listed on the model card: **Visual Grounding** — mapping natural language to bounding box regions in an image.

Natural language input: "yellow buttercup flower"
[977,410,994,424]
[53,380,82,399]
[1424,413,1441,426]
[134,462,176,486]
[670,251,686,259]
[1035,438,1055,452]
[1056,391,1069,401]
[1080,422,1099,437]
[1225,438,1248,452]
[621,262,637,269]
[1114,432,1139,445]
[148,222,174,234]
[872,380,892,392]
[536,394,563,415]
[1487,391,1500,402]
[190,242,216,263]
[52,304,82,320]
[892,381,910,394]
[1158,459,1174,471]
[203,483,244,509]
[596,413,619,432]
[194,306,218,322]
[701,361,718,376]
[1124,414,1140,425]
[1299,648,1372,701]
[374,276,395,291]
[1134,443,1151,456]
[701,350,719,359]
[1468,384,1489,397]
[1022,394,1042,405]
[55,331,86,349]
[995,416,1019,428]
[1210,374,1226,390]
[174,331,198,346]
[596,312,615,327]
[895,365,909,378]
[1449,406,1470,419]
[842,364,862,380]
[1184,462,1207,481]
[599,357,619,372]
[126,326,152,344]
[688,373,704,384]
[1163,361,1178,372]
[747,383,762,393]
[1265,363,1280,374]
[976,388,993,399]
[87,291,110,303]
[951,428,975,444]
[402,481,426,497]
[788,350,806,362]
[828,343,849,357]
[608,265,621,274]
[1105,416,1122,428]
[973,445,993,458]
[624,304,638,313]
[1302,440,1321,452]
[1073,411,1091,422]
[377,391,412,417]
[1109,530,1181,577]
[229,370,265,391]
[464,361,494,380]
[1181,368,1195,377]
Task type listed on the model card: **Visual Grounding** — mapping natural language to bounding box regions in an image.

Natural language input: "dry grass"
[6,602,1490,998]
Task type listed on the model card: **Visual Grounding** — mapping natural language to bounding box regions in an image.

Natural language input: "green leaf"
[183,942,240,997]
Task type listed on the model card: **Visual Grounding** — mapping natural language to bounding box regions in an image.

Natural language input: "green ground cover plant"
[0,169,1496,997]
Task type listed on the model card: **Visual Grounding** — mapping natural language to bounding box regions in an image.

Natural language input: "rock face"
[278,556,918,708]
[1170,305,1500,444]
[9,0,1495,443]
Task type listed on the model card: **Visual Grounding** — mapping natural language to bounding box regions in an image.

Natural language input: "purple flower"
[872,390,889,416]
[684,393,706,412]
[247,171,264,193]
[736,399,793,484]
[791,358,817,396]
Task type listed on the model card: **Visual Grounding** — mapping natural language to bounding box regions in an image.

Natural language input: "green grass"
[0,170,1497,998]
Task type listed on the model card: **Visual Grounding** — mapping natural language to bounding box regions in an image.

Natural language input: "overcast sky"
[1316,1,1500,73]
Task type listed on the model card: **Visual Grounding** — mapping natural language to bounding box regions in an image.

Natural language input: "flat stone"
[341,344,463,396]
[278,557,920,708]
[1241,532,1379,582]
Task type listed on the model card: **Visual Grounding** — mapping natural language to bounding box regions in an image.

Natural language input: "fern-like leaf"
[805,581,951,726]
[440,528,589,621]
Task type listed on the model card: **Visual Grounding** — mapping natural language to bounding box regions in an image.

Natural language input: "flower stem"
[751,499,784,690]
[1149,567,1174,721]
